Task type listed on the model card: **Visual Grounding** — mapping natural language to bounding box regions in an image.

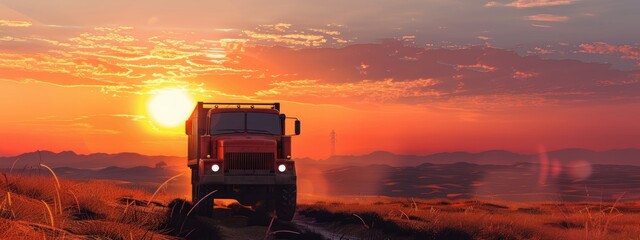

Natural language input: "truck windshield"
[210,112,281,135]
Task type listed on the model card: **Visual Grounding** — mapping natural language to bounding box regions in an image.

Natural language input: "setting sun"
[147,89,194,127]
[2,1,640,239]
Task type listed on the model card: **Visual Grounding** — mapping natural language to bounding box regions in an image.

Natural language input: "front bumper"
[200,175,296,185]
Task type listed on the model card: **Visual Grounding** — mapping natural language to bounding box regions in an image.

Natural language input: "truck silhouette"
[185,102,300,221]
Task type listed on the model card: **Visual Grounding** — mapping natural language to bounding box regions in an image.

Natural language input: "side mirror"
[294,119,301,135]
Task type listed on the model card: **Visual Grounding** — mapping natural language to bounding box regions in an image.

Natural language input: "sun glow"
[147,89,194,127]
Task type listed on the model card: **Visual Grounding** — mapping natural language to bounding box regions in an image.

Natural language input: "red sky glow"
[1,1,639,159]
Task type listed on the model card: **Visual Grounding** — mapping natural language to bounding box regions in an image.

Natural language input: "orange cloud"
[243,23,349,47]
[255,78,441,103]
[308,28,341,36]
[227,43,640,109]
[580,42,640,67]
[484,1,500,7]
[0,24,255,101]
[486,0,576,8]
[526,14,569,22]
[580,42,640,60]
[513,71,538,79]
[1,22,640,158]
[455,63,497,72]
[2,23,639,111]
[527,47,555,55]
[0,36,26,42]
[0,19,32,27]
[244,30,327,47]
[531,23,553,28]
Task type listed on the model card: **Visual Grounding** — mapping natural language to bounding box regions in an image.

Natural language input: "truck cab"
[185,102,299,221]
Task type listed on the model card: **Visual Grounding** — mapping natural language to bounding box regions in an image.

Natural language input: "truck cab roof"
[207,108,280,117]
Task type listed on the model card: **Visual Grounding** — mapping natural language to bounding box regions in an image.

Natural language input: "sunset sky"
[1,0,639,159]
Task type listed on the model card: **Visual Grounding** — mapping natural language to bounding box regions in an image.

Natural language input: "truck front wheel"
[275,185,296,221]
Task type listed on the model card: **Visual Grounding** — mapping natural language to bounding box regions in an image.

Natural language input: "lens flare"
[538,145,549,186]
[567,160,592,181]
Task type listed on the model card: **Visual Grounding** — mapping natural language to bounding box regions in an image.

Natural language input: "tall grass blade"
[270,230,301,235]
[41,200,55,228]
[123,199,135,214]
[0,199,6,213]
[7,191,15,218]
[9,158,20,175]
[147,173,183,206]
[39,164,60,188]
[603,192,626,234]
[264,216,275,240]
[353,213,370,229]
[40,164,62,214]
[179,189,217,233]
[67,190,81,213]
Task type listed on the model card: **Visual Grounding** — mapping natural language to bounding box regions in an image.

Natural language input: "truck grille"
[224,152,274,171]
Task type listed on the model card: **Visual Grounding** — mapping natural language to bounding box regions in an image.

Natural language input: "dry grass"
[0,172,178,239]
[4,167,638,240]
[298,195,640,240]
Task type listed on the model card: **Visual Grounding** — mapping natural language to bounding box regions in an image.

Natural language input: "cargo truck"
[185,102,300,221]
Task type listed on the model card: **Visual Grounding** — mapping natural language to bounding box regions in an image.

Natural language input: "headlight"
[278,164,286,172]
[211,164,220,172]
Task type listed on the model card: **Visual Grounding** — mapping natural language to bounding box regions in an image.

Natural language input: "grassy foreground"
[0,170,306,240]
[297,195,640,240]
[0,170,181,239]
[3,169,640,240]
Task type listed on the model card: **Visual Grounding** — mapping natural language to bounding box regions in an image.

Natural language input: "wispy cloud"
[486,0,576,8]
[580,42,640,67]
[0,36,26,42]
[531,23,553,28]
[477,36,493,41]
[455,63,497,72]
[526,14,569,22]
[256,78,441,103]
[528,47,556,55]
[243,30,327,47]
[231,43,640,108]
[513,71,538,79]
[0,25,244,93]
[2,22,639,111]
[0,20,32,27]
[9,114,141,135]
[242,23,350,47]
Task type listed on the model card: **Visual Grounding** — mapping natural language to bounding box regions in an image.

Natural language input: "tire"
[190,168,198,203]
[195,185,214,217]
[191,183,198,204]
[254,198,275,214]
[275,185,296,221]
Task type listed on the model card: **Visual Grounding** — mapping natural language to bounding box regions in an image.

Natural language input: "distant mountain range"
[0,150,184,169]
[308,161,640,201]
[52,165,181,183]
[290,148,640,201]
[2,149,639,201]
[299,148,640,167]
[1,148,638,171]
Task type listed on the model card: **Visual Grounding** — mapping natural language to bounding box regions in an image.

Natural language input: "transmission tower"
[330,130,337,156]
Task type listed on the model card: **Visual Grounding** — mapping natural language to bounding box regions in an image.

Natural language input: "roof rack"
[200,102,280,111]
